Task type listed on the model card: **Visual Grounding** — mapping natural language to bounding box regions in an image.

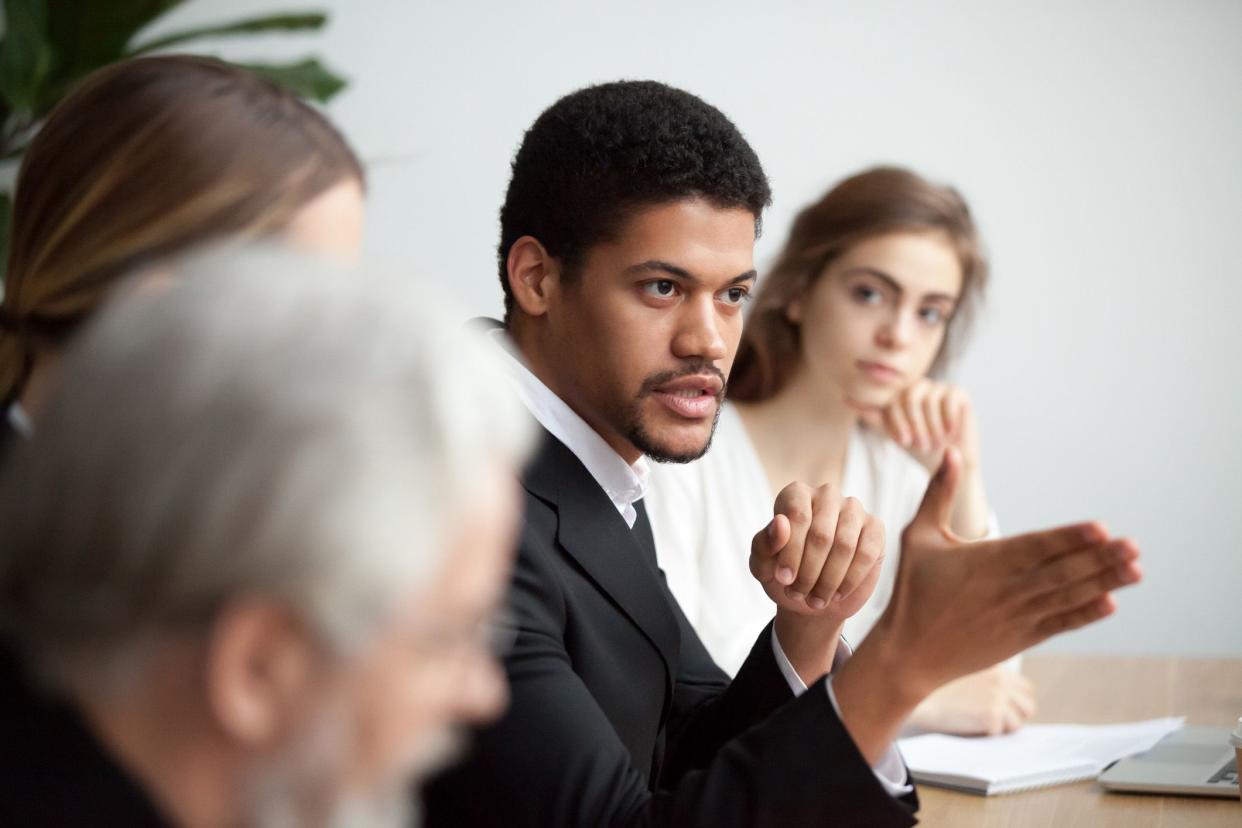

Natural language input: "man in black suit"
[424,81,1142,826]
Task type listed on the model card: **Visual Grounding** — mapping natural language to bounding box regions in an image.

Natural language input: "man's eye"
[721,287,750,306]
[643,280,677,298]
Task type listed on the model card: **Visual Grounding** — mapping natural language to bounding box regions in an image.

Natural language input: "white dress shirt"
[492,333,911,796]
[6,403,33,438]
[492,332,650,528]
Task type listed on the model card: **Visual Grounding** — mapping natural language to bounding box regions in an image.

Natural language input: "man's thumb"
[912,446,961,533]
[766,513,791,556]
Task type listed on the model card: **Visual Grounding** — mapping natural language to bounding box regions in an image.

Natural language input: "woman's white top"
[646,403,999,676]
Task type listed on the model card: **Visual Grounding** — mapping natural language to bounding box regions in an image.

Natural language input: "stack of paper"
[897,717,1185,795]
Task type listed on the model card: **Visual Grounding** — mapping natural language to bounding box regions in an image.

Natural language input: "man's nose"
[671,296,727,362]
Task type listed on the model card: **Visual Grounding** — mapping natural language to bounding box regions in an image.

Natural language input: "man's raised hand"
[832,448,1142,764]
[749,481,886,622]
[875,447,1142,696]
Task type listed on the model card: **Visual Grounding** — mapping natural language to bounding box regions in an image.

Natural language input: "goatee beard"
[623,361,726,464]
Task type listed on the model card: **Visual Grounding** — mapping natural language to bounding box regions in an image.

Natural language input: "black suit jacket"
[0,646,170,826]
[0,413,18,470]
[424,429,918,827]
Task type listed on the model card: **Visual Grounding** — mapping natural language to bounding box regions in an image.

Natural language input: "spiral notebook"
[897,717,1184,795]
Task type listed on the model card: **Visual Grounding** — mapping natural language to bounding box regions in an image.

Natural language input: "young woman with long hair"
[0,55,365,452]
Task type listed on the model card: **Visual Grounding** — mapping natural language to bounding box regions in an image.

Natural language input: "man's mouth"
[649,374,724,420]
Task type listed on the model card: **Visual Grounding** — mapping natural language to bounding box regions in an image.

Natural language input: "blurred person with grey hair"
[0,247,534,827]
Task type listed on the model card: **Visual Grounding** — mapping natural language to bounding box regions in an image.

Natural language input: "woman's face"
[282,178,367,262]
[788,230,963,411]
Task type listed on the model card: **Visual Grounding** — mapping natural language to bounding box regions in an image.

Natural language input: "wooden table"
[916,655,1242,827]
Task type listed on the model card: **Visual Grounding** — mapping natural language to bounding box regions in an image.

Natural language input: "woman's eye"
[919,306,946,325]
[851,285,882,305]
[721,287,750,306]
[643,280,677,298]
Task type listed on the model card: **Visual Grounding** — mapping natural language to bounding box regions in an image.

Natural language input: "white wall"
[151,0,1242,656]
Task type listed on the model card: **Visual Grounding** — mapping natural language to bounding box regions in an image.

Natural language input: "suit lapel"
[524,430,680,693]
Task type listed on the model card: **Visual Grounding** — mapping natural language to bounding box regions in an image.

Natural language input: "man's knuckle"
[1053,564,1077,589]
[807,527,833,549]
[830,532,857,556]
[815,486,840,508]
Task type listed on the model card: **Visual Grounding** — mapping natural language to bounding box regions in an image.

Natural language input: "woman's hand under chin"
[861,378,982,475]
[906,664,1037,736]
[861,378,993,539]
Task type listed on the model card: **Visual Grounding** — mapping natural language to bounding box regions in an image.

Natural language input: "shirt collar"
[491,330,649,528]
[7,403,33,438]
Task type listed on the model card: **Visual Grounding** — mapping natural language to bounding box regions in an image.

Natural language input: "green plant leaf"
[235,57,346,103]
[43,0,185,97]
[0,0,53,114]
[128,12,327,56]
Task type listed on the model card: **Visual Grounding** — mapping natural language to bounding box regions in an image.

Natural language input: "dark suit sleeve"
[656,572,803,782]
[659,591,919,823]
[423,523,918,828]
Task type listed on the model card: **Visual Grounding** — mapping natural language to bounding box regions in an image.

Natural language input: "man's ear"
[204,601,318,748]
[506,236,561,318]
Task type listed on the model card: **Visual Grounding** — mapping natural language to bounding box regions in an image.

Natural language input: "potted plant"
[0,0,349,285]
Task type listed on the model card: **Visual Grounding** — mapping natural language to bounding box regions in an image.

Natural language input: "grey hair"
[0,245,534,695]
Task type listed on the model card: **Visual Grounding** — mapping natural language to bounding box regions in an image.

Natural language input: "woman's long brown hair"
[729,166,989,403]
[0,55,364,404]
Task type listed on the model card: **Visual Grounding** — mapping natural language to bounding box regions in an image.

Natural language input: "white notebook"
[897,717,1184,795]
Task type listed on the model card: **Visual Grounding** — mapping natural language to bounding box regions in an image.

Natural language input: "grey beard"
[239,705,353,828]
[237,706,467,828]
[324,728,465,828]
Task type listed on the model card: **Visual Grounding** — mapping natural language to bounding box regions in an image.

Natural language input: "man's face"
[244,465,522,827]
[532,198,757,463]
[342,464,521,807]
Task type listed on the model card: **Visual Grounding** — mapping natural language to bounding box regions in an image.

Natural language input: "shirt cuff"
[770,627,913,798]
[769,624,811,696]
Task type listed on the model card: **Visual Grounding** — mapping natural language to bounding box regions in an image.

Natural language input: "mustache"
[638,360,727,400]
